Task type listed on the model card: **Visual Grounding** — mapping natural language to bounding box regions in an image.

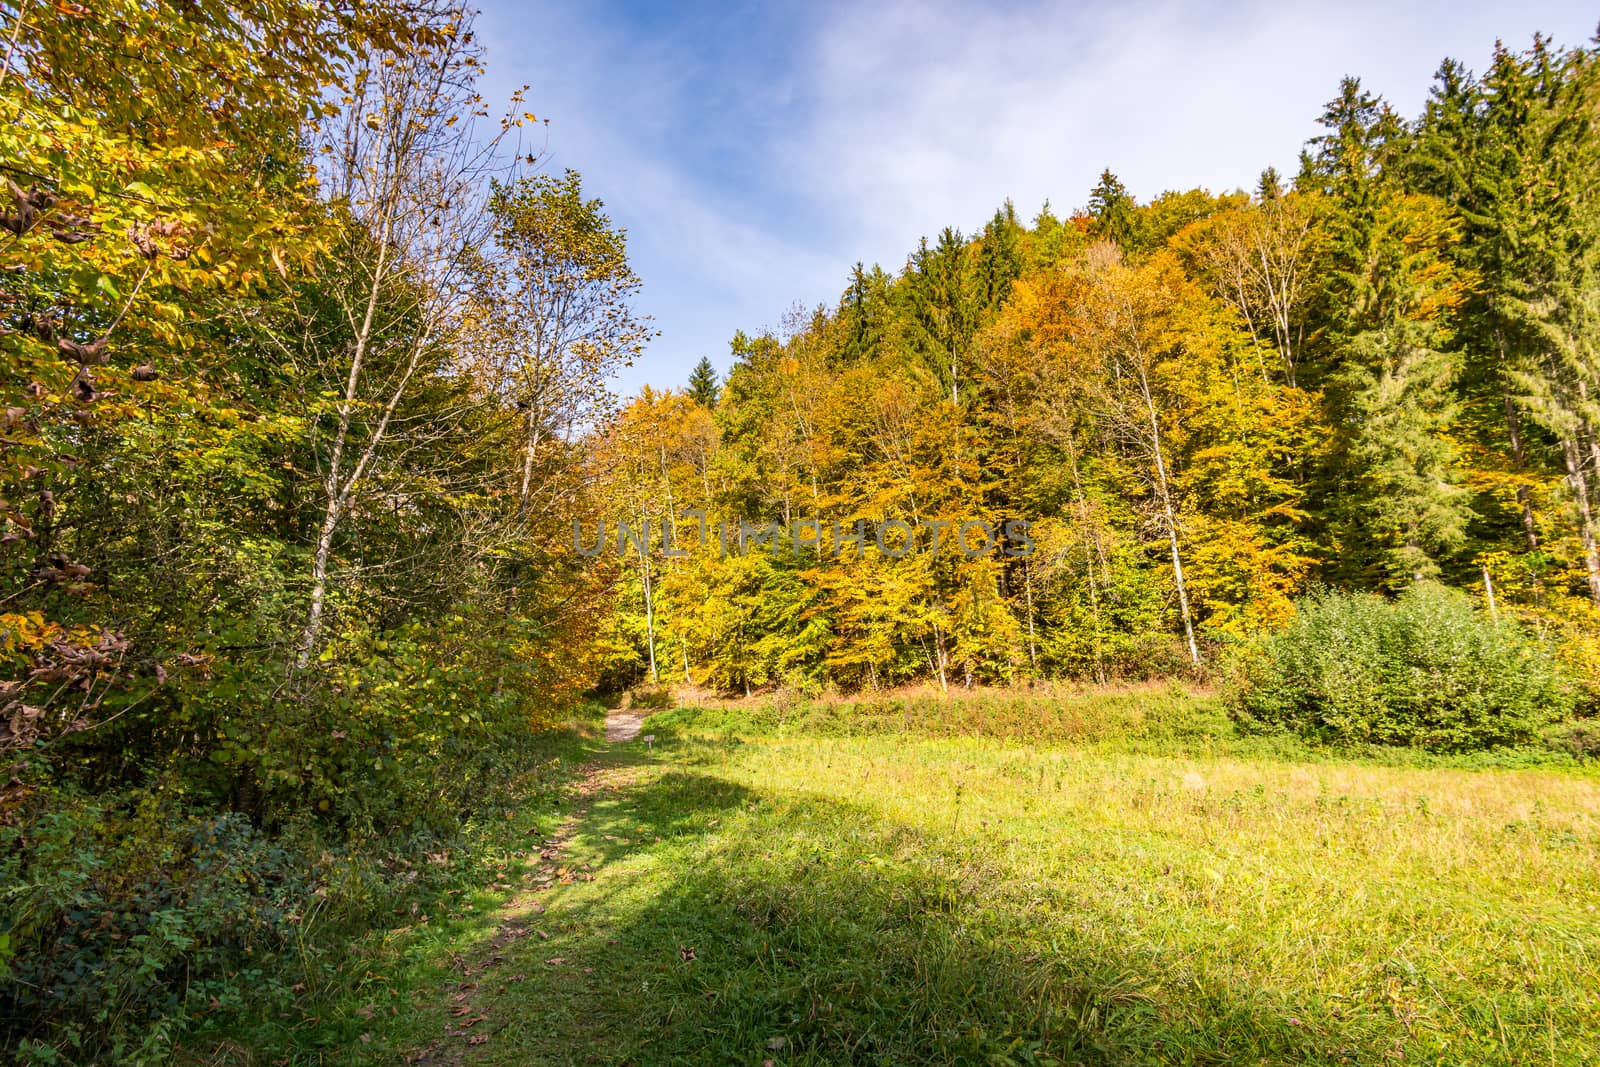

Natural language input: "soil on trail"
[603,708,646,742]
[404,710,653,1064]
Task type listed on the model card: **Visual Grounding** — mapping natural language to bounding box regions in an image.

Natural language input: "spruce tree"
[688,356,719,408]
[1307,78,1475,587]
[1087,169,1138,247]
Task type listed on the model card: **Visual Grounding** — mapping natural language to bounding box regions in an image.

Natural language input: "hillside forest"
[2,0,1599,1060]
[592,32,1600,704]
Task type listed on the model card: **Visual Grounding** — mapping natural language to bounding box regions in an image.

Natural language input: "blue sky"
[472,0,1599,400]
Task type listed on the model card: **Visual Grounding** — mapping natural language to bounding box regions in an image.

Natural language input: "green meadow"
[265,689,1600,1066]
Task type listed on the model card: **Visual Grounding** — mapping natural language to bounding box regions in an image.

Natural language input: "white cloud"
[783,0,1597,265]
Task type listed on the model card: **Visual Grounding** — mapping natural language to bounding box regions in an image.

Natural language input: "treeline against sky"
[590,32,1600,695]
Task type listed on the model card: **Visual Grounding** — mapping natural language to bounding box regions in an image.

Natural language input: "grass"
[177,707,611,1066]
[274,688,1600,1065]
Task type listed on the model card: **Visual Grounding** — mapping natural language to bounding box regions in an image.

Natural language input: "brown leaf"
[58,338,108,365]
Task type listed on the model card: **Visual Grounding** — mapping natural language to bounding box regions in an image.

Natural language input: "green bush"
[0,794,321,1063]
[0,616,596,1063]
[1227,583,1574,751]
[1543,719,1600,761]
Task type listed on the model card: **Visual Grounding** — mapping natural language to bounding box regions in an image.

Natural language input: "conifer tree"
[688,356,720,408]
[1087,169,1139,247]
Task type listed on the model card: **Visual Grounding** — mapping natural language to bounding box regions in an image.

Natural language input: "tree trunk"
[1139,372,1201,666]
[1021,564,1038,671]
[518,406,541,518]
[298,492,340,668]
[295,183,398,670]
[639,513,659,684]
[1495,333,1539,551]
[1063,433,1108,683]
[1561,437,1600,607]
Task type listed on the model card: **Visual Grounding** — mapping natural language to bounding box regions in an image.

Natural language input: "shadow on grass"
[450,752,1404,1067]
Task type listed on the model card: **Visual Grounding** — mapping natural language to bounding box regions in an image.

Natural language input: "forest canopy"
[586,33,1600,703]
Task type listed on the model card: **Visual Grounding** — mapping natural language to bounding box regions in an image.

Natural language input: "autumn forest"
[593,39,1600,700]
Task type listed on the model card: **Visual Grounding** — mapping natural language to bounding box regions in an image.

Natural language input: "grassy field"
[271,688,1600,1066]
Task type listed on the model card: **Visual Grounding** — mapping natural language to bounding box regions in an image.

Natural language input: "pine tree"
[1411,38,1600,605]
[976,202,1024,309]
[1257,166,1284,201]
[1087,169,1138,247]
[839,262,891,366]
[688,356,720,408]
[901,228,979,404]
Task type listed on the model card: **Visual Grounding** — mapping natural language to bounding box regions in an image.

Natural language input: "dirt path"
[405,758,641,1064]
[405,713,653,1063]
[604,707,647,742]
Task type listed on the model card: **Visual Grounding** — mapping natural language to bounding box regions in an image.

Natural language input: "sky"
[471,0,1599,400]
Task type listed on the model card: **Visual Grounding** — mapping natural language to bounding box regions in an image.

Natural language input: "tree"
[901,228,979,405]
[1306,74,1475,587]
[1176,193,1324,385]
[1072,246,1208,665]
[688,356,720,408]
[1087,169,1139,247]
[1410,38,1600,607]
[475,171,651,527]
[838,261,893,365]
[0,0,432,741]
[289,13,532,668]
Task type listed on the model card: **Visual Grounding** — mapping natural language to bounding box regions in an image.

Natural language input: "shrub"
[1543,720,1600,761]
[629,686,675,710]
[1227,583,1574,751]
[0,793,321,1063]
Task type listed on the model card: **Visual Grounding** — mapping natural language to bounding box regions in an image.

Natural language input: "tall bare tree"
[289,9,533,667]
